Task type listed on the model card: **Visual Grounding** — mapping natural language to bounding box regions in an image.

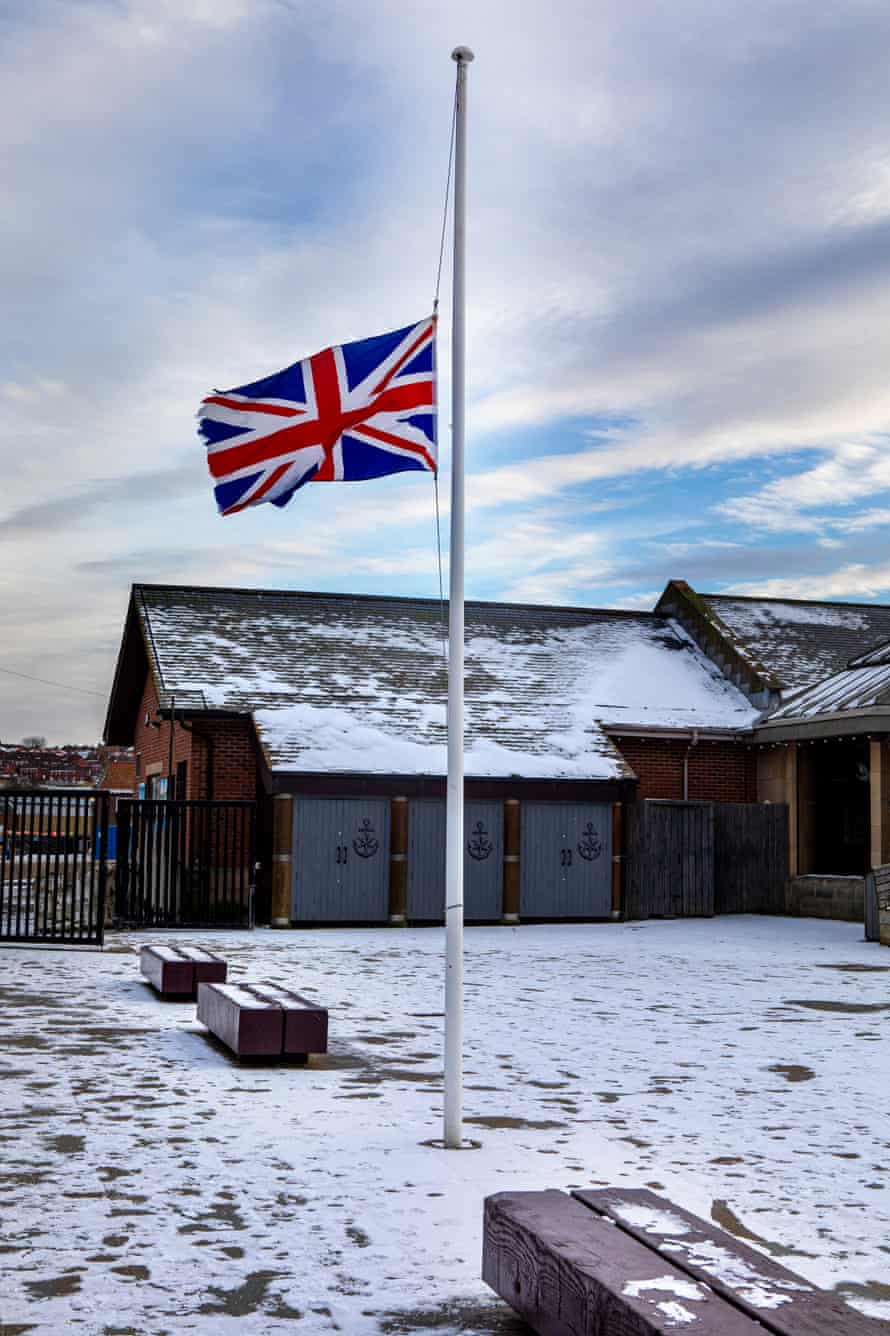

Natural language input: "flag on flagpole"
[199,316,437,516]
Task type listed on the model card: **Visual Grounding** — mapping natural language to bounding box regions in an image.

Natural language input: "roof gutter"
[602,724,750,741]
[753,707,890,744]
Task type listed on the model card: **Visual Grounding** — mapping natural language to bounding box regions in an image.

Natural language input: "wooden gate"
[291,798,390,922]
[1,790,110,946]
[407,799,503,921]
[714,802,788,914]
[624,801,714,919]
[624,800,789,919]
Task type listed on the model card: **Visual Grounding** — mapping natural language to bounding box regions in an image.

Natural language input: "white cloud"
[725,562,890,602]
[718,441,890,534]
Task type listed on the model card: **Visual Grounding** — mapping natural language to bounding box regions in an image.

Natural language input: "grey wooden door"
[292,797,390,922]
[407,800,503,921]
[520,802,612,917]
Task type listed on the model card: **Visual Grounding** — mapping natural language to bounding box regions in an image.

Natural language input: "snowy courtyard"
[1,916,889,1334]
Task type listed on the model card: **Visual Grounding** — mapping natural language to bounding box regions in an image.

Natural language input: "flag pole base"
[420,1137,482,1151]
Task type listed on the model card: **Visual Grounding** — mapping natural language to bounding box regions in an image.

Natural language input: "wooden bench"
[483,1186,883,1335]
[139,944,227,997]
[196,982,328,1060]
[865,864,890,944]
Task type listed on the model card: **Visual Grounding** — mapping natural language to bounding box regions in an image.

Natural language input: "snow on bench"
[483,1187,884,1335]
[483,1189,756,1335]
[242,983,329,1059]
[139,944,227,997]
[196,981,328,1061]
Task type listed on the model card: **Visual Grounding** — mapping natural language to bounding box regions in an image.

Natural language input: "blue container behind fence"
[95,827,118,860]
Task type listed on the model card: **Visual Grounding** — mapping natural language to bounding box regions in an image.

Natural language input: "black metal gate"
[116,800,256,928]
[1,790,110,946]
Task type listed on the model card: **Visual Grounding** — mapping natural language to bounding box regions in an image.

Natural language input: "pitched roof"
[758,634,890,727]
[700,593,890,694]
[116,584,758,779]
[764,664,890,722]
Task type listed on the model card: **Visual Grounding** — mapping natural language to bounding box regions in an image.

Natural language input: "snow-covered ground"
[1,916,888,1334]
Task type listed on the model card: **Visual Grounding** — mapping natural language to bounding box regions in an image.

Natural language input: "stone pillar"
[611,803,623,919]
[270,794,293,927]
[389,796,408,925]
[870,739,882,872]
[783,742,798,878]
[502,799,520,923]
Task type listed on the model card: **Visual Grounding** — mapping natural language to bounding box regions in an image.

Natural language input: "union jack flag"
[199,316,437,516]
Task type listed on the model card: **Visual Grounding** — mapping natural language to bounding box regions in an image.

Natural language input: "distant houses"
[0,742,134,792]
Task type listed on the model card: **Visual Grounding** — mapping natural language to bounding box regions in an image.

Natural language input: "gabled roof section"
[103,593,154,744]
[700,592,890,694]
[654,580,782,706]
[111,583,758,779]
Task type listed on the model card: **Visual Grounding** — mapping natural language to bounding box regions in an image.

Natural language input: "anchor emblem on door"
[352,817,380,859]
[577,822,602,861]
[467,820,493,861]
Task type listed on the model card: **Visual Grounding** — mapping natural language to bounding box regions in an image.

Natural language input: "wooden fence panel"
[624,800,786,920]
[623,801,714,919]
[713,802,788,914]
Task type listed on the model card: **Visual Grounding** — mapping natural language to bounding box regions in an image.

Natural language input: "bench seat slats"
[483,1190,762,1335]
[573,1188,881,1336]
[243,984,329,1056]
[177,946,222,964]
[151,945,190,962]
[211,984,280,1009]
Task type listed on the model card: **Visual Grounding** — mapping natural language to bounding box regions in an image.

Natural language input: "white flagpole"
[443,44,473,1150]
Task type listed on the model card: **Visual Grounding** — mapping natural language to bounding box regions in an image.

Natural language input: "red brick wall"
[612,736,756,803]
[133,675,192,792]
[189,720,258,802]
[132,671,257,802]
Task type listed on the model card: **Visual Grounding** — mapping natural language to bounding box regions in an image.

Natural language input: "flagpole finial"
[451,46,474,62]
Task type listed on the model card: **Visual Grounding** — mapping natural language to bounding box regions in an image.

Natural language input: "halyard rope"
[432,73,458,666]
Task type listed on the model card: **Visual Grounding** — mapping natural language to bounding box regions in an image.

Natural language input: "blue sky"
[4,0,890,742]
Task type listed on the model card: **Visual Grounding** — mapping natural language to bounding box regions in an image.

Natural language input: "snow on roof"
[134,585,758,779]
[764,662,890,723]
[702,594,890,694]
[849,638,890,669]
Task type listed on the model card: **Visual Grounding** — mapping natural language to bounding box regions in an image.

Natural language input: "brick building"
[103,582,757,923]
[103,579,890,924]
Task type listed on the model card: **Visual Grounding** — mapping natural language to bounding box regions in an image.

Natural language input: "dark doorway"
[801,738,870,875]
